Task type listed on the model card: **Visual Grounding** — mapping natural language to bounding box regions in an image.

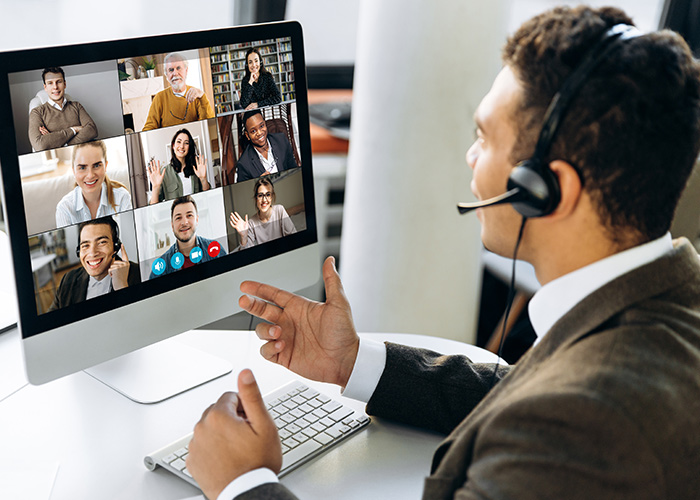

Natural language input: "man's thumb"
[322,256,346,303]
[237,369,268,426]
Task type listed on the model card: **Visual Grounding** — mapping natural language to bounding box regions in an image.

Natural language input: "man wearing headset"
[187,6,700,499]
[50,216,140,310]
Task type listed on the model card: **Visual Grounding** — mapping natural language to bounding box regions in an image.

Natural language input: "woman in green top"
[146,128,210,204]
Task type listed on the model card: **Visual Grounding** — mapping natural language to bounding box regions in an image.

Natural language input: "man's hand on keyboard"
[239,256,360,388]
[186,369,282,500]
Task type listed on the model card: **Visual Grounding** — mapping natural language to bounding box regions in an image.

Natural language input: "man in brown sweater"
[141,52,214,131]
[28,67,97,152]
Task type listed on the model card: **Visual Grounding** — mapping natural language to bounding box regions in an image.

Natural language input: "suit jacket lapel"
[428,239,699,477]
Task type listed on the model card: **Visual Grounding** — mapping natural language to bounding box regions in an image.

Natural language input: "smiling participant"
[49,216,140,310]
[146,128,210,204]
[239,47,282,110]
[149,195,226,278]
[142,53,214,131]
[229,177,296,249]
[236,110,298,182]
[55,140,132,228]
[28,66,98,152]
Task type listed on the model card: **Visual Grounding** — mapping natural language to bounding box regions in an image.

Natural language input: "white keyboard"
[144,380,370,488]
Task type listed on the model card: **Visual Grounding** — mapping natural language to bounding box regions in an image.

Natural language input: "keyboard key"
[314,433,333,445]
[174,447,188,457]
[319,417,335,428]
[329,407,354,422]
[308,398,323,408]
[171,458,187,471]
[281,413,297,424]
[317,394,330,403]
[311,422,327,433]
[296,417,311,428]
[279,429,292,440]
[292,395,306,405]
[300,388,319,399]
[286,423,302,434]
[322,400,342,413]
[312,409,326,419]
[163,453,178,464]
[304,413,319,424]
[289,408,305,419]
[302,427,318,438]
[282,437,300,449]
[298,403,313,413]
[295,433,310,443]
[325,425,343,439]
[282,439,322,470]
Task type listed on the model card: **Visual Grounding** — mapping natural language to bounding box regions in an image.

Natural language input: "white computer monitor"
[0,21,319,402]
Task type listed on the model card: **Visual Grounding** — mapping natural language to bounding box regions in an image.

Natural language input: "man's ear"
[547,160,583,218]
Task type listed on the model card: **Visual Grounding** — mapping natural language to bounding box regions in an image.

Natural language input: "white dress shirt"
[255,139,279,174]
[85,274,112,300]
[220,233,674,499]
[55,184,132,229]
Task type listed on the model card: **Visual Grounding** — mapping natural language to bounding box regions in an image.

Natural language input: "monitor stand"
[83,335,232,404]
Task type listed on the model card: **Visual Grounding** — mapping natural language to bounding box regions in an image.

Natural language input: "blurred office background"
[1,0,696,357]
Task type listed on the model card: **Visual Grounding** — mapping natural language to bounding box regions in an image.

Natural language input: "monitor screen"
[0,21,319,390]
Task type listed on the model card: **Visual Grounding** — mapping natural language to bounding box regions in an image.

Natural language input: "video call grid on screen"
[0,22,317,337]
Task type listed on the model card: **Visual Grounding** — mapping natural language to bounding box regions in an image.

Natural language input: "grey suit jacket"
[237,238,700,499]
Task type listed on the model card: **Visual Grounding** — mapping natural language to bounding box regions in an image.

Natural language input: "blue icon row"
[151,246,205,276]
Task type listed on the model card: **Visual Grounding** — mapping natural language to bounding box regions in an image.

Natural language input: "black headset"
[458,24,641,218]
[75,217,122,258]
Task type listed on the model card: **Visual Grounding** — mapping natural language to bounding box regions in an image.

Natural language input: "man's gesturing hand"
[239,256,359,388]
[187,369,282,500]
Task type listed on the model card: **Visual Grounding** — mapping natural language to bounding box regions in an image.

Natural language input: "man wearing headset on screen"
[187,6,700,500]
[49,217,140,311]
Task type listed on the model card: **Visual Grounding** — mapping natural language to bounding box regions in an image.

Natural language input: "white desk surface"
[0,329,501,500]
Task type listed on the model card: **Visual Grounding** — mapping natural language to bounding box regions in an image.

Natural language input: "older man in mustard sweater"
[142,52,214,131]
[28,67,98,152]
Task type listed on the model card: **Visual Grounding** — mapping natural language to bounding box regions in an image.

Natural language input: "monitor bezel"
[0,21,318,340]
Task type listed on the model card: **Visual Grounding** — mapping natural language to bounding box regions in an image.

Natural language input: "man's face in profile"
[245,114,268,148]
[172,202,198,244]
[165,59,188,93]
[43,72,66,104]
[79,224,115,281]
[467,66,526,258]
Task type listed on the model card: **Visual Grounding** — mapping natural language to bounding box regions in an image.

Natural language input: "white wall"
[0,0,234,51]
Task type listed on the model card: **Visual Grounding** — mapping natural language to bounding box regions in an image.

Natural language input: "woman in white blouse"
[55,140,132,228]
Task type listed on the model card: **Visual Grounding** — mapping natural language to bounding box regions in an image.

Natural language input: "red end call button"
[207,241,221,258]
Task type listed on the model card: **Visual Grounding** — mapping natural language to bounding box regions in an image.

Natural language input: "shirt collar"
[74,184,109,214]
[528,232,673,343]
[48,97,68,111]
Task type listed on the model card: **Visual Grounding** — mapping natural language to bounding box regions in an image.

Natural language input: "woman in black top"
[239,47,282,110]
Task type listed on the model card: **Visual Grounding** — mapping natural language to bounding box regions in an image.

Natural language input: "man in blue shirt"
[149,195,226,279]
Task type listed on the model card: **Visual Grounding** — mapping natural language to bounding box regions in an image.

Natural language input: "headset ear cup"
[507,159,561,217]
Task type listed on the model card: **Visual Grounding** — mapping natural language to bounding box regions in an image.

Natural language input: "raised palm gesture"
[229,211,249,246]
[239,257,360,387]
[147,159,164,205]
[194,154,210,190]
